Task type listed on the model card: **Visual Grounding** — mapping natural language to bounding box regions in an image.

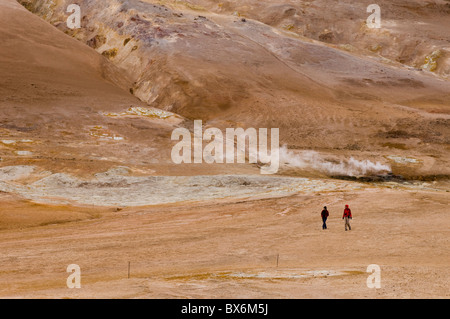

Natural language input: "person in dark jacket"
[342,204,352,231]
[321,206,329,230]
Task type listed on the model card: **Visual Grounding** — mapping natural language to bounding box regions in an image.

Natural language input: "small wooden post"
[128,261,131,279]
[276,254,279,268]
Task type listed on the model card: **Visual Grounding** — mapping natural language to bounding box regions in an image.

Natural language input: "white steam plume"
[279,146,391,176]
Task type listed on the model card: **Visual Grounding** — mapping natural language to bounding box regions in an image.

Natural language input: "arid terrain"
[0,0,448,298]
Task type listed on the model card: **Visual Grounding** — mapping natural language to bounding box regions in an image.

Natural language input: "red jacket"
[343,208,352,218]
[321,209,329,218]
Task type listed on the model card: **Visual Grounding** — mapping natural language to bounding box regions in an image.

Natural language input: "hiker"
[342,204,352,231]
[321,206,329,230]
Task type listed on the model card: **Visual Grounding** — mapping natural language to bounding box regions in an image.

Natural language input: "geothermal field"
[0,0,449,299]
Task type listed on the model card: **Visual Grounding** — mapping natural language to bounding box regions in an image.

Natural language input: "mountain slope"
[0,0,192,177]
[17,0,450,177]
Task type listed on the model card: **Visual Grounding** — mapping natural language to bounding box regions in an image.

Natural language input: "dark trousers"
[322,217,327,229]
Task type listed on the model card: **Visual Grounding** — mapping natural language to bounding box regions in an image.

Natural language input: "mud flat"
[0,165,368,206]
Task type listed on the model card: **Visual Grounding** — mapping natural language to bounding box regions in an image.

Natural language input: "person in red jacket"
[321,206,329,230]
[342,204,352,231]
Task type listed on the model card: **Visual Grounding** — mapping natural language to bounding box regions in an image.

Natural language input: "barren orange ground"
[1,182,448,298]
[0,0,448,299]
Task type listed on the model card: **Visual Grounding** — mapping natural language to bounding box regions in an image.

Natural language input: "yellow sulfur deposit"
[102,106,174,119]
[89,126,124,140]
[422,50,442,72]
